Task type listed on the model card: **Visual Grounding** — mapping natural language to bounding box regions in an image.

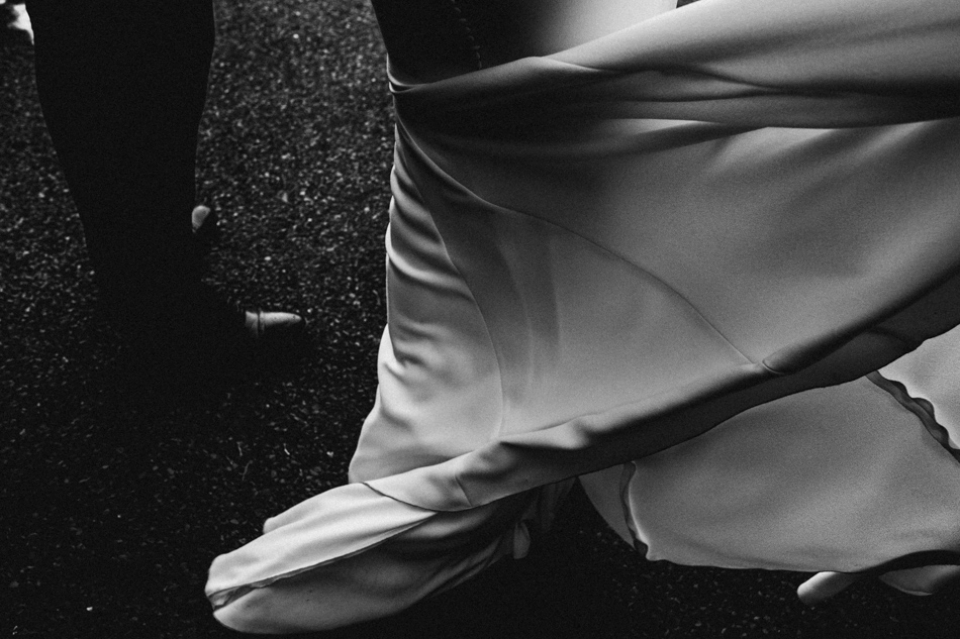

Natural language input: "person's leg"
[29,0,215,324]
[27,0,302,380]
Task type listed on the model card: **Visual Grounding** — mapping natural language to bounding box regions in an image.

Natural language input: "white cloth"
[207,0,960,632]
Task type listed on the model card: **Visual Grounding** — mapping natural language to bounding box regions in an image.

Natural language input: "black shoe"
[242,308,308,373]
[121,295,307,405]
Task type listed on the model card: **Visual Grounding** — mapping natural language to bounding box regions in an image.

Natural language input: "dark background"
[2,1,958,637]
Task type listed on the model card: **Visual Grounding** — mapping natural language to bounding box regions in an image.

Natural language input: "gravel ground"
[2,2,959,638]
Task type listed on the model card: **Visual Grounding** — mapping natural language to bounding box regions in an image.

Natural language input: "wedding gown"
[206,0,960,632]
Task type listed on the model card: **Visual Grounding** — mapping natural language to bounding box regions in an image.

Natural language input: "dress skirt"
[206,0,960,632]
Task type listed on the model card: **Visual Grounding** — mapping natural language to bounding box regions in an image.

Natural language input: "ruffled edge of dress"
[867,371,960,464]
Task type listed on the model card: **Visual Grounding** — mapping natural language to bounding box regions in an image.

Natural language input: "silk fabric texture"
[207,0,960,632]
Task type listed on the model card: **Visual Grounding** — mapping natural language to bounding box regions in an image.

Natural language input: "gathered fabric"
[207,0,960,632]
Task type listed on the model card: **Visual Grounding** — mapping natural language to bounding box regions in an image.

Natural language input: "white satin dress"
[206,0,960,632]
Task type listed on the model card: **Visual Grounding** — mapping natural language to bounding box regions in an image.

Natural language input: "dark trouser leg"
[27,0,236,336]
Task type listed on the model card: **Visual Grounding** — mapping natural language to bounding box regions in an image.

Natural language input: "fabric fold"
[205,483,435,610]
[208,0,960,631]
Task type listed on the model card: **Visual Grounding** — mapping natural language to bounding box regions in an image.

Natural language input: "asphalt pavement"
[2,2,958,638]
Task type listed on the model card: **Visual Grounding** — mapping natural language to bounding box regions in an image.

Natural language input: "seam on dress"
[445,178,757,368]
[445,0,483,70]
[362,481,448,513]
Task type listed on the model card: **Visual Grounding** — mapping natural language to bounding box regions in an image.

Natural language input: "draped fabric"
[207,0,960,632]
